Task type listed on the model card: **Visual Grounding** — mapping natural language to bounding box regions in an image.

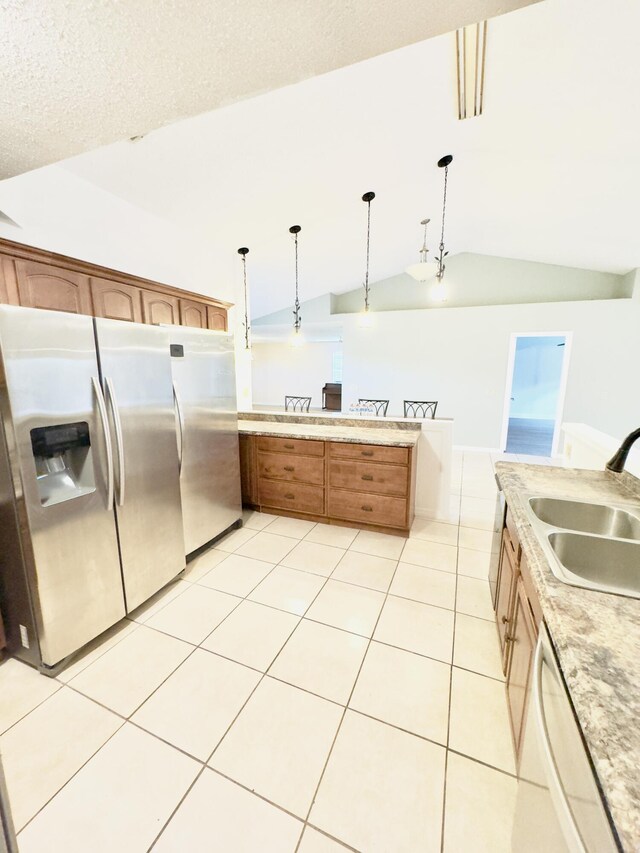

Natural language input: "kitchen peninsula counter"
[237,418,421,448]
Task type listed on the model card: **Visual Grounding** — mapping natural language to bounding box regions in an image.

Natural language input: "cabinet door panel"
[141,290,180,325]
[91,278,142,323]
[179,298,207,328]
[207,305,227,331]
[496,530,517,670]
[239,435,257,505]
[0,255,20,305]
[15,260,92,314]
[506,577,536,758]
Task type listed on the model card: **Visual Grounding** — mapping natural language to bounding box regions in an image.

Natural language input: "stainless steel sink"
[523,494,640,599]
[529,496,640,541]
[547,531,640,598]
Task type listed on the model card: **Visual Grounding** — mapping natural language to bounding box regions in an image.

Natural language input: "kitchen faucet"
[606,427,640,472]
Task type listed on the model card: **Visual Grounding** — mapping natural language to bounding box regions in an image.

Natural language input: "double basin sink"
[524,495,640,599]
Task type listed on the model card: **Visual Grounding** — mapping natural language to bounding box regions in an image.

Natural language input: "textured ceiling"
[0,0,538,178]
[57,0,640,318]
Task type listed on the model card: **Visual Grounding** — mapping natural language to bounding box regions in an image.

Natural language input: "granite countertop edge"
[495,462,640,853]
[238,419,420,447]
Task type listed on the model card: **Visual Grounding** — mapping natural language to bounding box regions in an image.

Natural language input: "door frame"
[499,331,573,457]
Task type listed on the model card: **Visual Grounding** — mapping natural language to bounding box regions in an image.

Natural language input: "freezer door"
[94,318,185,611]
[0,306,125,667]
[167,327,241,554]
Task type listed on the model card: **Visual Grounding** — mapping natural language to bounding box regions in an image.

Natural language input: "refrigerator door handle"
[532,630,587,853]
[92,376,115,510]
[173,381,185,476]
[105,377,126,507]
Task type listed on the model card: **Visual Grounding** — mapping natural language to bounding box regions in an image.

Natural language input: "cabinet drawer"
[329,459,408,497]
[328,489,407,529]
[256,436,325,457]
[258,479,325,515]
[258,452,324,485]
[329,442,408,465]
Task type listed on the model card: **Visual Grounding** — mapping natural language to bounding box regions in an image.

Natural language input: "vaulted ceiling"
[2,0,638,320]
[0,0,537,178]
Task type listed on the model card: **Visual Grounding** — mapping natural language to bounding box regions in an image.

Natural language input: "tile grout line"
[148,525,337,851]
[439,453,464,853]
[6,494,503,847]
[293,554,403,852]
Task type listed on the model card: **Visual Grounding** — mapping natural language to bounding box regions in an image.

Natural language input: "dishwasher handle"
[532,629,587,853]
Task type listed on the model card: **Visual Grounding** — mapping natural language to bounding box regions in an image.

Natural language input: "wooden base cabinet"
[494,502,542,765]
[240,433,416,536]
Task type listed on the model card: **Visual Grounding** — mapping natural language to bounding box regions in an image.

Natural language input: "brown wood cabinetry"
[494,500,542,767]
[258,451,324,485]
[240,433,416,535]
[180,298,208,328]
[15,259,93,314]
[505,573,537,755]
[496,529,518,664]
[142,291,180,326]
[239,435,257,505]
[0,237,231,331]
[207,305,228,331]
[91,278,142,323]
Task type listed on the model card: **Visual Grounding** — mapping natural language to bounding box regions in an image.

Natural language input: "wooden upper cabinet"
[0,255,20,305]
[141,290,180,326]
[207,305,228,331]
[15,260,92,315]
[91,278,142,323]
[179,298,207,329]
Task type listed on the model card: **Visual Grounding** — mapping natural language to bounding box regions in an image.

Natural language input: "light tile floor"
[0,450,554,851]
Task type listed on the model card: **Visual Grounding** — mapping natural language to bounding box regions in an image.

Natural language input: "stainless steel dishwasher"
[512,623,619,852]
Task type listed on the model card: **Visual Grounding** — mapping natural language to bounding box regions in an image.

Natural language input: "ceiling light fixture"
[359,191,376,327]
[455,21,487,120]
[432,154,453,302]
[237,246,250,350]
[289,225,304,346]
[405,218,439,282]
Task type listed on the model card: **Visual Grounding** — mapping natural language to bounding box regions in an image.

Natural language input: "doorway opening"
[500,333,572,457]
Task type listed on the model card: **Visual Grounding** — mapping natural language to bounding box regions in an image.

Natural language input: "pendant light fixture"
[237,246,250,350]
[289,225,304,346]
[405,217,439,281]
[359,191,375,327]
[432,154,453,302]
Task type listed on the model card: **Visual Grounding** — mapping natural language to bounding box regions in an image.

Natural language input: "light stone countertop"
[237,419,420,448]
[495,462,640,853]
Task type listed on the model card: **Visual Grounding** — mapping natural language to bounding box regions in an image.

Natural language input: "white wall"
[251,341,341,409]
[510,335,566,420]
[0,164,235,303]
[340,299,640,448]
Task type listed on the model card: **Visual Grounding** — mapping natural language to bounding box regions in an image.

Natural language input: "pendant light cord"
[435,155,453,281]
[289,225,302,333]
[364,200,371,311]
[294,231,300,330]
[361,191,375,312]
[237,247,250,350]
[242,254,250,349]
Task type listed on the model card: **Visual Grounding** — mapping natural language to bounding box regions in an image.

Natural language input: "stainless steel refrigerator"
[0,305,185,673]
[167,325,242,555]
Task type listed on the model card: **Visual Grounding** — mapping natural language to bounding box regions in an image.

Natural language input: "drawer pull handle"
[361,450,374,457]
[361,474,374,481]
[285,493,295,499]
[501,616,510,625]
[505,634,517,644]
[284,444,295,449]
[284,466,294,472]
[361,505,373,512]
